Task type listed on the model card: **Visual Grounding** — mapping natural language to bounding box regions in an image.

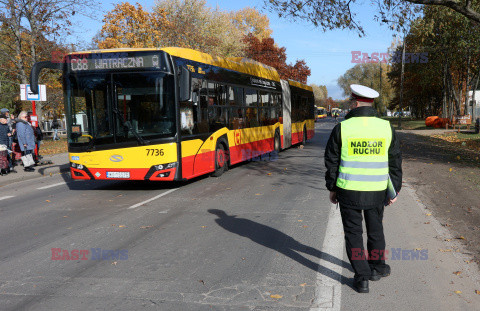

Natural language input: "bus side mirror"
[30,61,63,94]
[179,66,191,102]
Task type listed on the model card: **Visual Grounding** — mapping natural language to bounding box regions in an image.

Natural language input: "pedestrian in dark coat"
[16,111,36,171]
[0,114,11,147]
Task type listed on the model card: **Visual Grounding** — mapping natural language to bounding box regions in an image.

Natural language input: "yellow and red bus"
[316,106,327,121]
[30,47,315,181]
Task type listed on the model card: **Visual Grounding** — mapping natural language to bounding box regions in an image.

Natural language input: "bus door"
[280,79,292,149]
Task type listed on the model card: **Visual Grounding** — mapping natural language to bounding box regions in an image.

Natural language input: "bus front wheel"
[212,142,228,177]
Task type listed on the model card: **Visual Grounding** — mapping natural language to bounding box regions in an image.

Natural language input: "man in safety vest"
[324,84,402,293]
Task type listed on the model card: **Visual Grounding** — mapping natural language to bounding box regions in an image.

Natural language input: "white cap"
[350,84,379,102]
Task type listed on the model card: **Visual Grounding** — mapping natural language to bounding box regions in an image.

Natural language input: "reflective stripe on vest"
[336,116,392,191]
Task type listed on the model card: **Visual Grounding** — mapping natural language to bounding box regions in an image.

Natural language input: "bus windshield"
[66,72,176,150]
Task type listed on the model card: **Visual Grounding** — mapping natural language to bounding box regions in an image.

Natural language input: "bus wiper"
[112,107,150,145]
[85,136,95,151]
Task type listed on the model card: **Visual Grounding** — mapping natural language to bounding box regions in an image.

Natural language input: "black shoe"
[370,264,391,281]
[353,278,369,293]
[24,167,35,172]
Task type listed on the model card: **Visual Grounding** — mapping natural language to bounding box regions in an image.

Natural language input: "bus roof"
[288,79,313,92]
[68,47,281,82]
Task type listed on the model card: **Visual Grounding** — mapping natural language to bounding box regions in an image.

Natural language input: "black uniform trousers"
[339,203,388,280]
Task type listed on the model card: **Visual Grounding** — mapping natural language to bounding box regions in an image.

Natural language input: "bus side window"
[196,79,209,133]
[245,88,258,127]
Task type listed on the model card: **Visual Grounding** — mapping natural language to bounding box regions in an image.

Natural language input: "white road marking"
[128,188,178,209]
[0,196,14,201]
[311,203,344,310]
[159,209,170,214]
[37,182,67,190]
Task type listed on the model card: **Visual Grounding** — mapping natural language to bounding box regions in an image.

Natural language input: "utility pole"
[379,62,383,114]
[398,32,406,129]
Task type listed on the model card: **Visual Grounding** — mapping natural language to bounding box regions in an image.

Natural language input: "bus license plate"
[106,172,130,179]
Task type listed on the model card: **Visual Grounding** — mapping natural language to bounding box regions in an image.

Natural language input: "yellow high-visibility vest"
[336,117,392,191]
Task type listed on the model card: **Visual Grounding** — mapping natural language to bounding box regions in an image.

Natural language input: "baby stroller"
[0,145,10,175]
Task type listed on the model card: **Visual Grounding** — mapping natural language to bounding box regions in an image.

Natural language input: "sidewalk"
[340,182,480,310]
[0,153,70,187]
[398,128,461,136]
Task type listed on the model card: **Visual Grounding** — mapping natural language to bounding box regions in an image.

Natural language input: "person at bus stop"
[324,84,402,293]
[0,114,12,173]
[51,118,60,140]
[16,111,36,172]
[1,108,13,148]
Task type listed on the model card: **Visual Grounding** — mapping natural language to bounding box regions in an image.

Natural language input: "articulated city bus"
[316,106,327,121]
[30,47,315,181]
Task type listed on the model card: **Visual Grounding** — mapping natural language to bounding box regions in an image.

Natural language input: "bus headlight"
[166,162,177,169]
[155,162,177,171]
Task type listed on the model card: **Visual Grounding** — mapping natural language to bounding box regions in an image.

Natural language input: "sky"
[69,0,400,100]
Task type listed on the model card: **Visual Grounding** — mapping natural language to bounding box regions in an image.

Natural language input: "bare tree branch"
[407,0,480,23]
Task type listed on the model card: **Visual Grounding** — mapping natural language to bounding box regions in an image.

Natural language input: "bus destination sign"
[68,53,166,72]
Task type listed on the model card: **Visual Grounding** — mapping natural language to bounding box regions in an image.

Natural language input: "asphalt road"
[0,118,478,310]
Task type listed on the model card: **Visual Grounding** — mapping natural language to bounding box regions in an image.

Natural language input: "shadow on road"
[208,209,354,288]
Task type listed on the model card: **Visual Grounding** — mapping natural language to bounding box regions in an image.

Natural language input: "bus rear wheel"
[212,142,228,177]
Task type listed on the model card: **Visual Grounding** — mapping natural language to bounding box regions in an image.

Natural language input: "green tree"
[387,5,480,119]
[338,63,393,114]
[264,0,480,36]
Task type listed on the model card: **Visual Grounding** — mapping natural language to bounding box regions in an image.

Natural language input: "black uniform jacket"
[324,106,402,209]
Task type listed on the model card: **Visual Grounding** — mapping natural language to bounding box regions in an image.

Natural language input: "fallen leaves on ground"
[453,271,462,275]
[140,226,153,229]
[454,290,462,294]
[270,294,283,299]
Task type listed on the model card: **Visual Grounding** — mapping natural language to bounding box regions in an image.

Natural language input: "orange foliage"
[95,2,170,49]
[242,33,311,83]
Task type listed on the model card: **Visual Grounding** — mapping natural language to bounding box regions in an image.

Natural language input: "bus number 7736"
[146,149,164,156]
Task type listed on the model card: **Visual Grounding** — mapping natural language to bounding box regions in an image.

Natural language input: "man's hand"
[386,192,399,206]
[329,191,338,204]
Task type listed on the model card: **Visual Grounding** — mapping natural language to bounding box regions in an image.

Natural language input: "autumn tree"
[153,0,247,57]
[0,0,97,119]
[243,33,311,83]
[230,7,273,40]
[263,0,480,36]
[95,2,170,49]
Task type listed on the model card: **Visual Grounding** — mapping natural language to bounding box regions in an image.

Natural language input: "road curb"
[0,153,70,187]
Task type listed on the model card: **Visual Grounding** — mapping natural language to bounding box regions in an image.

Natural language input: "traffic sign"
[20,84,46,101]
